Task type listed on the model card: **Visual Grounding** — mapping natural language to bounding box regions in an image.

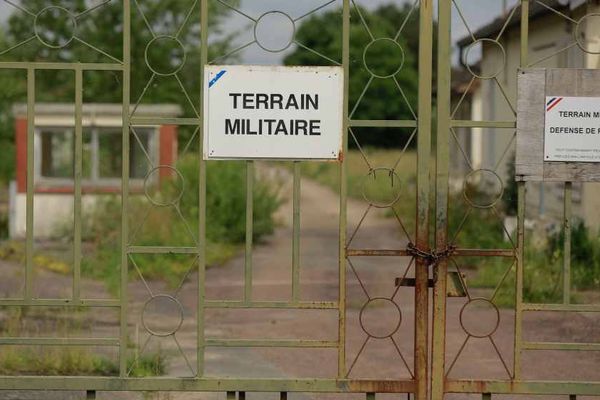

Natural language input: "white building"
[455,0,600,230]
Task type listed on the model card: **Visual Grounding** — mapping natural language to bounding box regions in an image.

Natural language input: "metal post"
[514,0,529,380]
[25,67,34,301]
[514,181,525,379]
[245,160,254,302]
[563,182,572,304]
[415,1,433,399]
[292,161,301,302]
[119,0,131,376]
[198,0,209,377]
[73,66,83,302]
[521,0,529,67]
[338,0,350,379]
[432,0,452,398]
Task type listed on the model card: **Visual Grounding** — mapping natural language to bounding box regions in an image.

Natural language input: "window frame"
[34,125,159,188]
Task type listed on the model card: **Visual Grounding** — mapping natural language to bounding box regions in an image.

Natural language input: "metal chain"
[407,242,456,266]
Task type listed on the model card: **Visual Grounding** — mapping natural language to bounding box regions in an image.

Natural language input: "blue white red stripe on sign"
[546,97,563,111]
[209,70,227,88]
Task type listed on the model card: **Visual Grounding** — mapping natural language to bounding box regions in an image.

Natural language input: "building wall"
[11,193,105,238]
[580,7,600,231]
[474,5,600,229]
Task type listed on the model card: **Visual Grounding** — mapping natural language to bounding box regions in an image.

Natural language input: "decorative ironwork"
[0,0,599,398]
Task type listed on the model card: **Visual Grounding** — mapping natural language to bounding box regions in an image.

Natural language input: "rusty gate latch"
[395,243,467,297]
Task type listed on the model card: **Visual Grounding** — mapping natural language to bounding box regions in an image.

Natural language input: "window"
[39,128,79,178]
[36,127,157,185]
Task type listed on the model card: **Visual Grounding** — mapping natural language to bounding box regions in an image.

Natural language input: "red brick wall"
[15,118,27,193]
[159,124,178,181]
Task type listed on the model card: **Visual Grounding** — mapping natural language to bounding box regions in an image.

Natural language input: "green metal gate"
[433,0,600,399]
[0,0,599,399]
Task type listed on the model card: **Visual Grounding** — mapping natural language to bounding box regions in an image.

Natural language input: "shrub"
[547,219,600,290]
[178,155,282,242]
[77,154,281,291]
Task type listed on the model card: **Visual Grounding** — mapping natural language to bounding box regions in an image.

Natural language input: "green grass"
[0,306,165,376]
[0,347,165,376]
[466,221,600,307]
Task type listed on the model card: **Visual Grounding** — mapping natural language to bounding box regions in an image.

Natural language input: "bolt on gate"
[0,0,600,399]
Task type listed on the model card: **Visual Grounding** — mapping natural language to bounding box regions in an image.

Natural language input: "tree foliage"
[284,4,433,148]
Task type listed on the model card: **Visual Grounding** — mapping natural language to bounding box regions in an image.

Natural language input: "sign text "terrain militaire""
[224,93,322,136]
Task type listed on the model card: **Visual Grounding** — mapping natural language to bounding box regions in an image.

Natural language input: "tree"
[2,0,238,101]
[284,4,430,148]
[0,30,19,183]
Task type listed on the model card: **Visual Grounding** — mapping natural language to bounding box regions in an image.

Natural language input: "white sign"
[203,65,344,160]
[544,96,600,162]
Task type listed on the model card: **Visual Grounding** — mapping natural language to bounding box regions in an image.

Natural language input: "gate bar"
[415,1,434,399]
[0,299,120,307]
[0,337,119,346]
[522,303,600,312]
[563,181,572,304]
[451,120,515,128]
[514,0,530,381]
[338,0,350,379]
[25,67,34,300]
[447,380,600,395]
[205,300,337,309]
[521,342,600,351]
[432,0,452,398]
[198,0,209,377]
[119,0,131,377]
[0,62,122,70]
[245,160,254,302]
[292,161,301,302]
[73,66,83,302]
[349,120,417,128]
[205,339,338,348]
[0,377,416,392]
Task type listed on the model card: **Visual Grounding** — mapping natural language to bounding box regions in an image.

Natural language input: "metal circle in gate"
[363,38,405,79]
[575,14,600,54]
[141,294,184,337]
[34,6,77,49]
[463,168,504,209]
[459,298,500,338]
[464,38,506,80]
[361,167,402,208]
[254,11,296,53]
[359,297,402,339]
[145,35,187,76]
[143,165,185,207]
